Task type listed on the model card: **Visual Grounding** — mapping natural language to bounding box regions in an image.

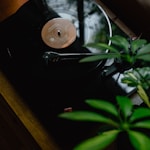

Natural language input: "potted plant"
[81,34,150,106]
[121,67,150,107]
[58,35,150,150]
[59,96,150,150]
[80,35,150,72]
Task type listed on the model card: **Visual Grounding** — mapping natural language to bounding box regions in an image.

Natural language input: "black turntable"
[0,0,127,149]
[31,0,113,80]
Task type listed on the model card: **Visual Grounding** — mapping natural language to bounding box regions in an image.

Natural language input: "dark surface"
[0,94,41,150]
[100,0,150,41]
[0,1,127,149]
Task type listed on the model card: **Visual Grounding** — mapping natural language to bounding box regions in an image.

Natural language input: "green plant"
[80,34,150,106]
[59,96,150,150]
[80,35,150,69]
[121,67,150,107]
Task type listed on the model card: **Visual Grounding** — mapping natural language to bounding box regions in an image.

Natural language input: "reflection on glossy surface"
[46,0,112,52]
[41,18,77,49]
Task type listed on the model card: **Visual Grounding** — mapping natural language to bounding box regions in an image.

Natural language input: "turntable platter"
[45,0,112,53]
[41,18,77,49]
[36,0,113,79]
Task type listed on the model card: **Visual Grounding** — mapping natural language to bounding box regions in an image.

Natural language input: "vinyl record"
[41,18,77,49]
[36,0,113,79]
[45,0,112,53]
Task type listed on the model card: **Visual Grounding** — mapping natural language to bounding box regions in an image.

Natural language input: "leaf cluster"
[81,35,150,67]
[59,96,150,150]
[122,67,150,107]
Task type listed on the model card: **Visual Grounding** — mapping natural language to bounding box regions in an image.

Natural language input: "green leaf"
[132,120,150,129]
[85,99,118,117]
[79,53,120,63]
[58,111,118,126]
[121,76,139,87]
[136,43,150,60]
[137,85,150,107]
[116,96,133,118]
[130,107,150,122]
[136,49,150,62]
[74,130,119,150]
[131,39,147,53]
[128,130,150,150]
[136,67,150,79]
[137,43,150,54]
[109,35,129,53]
[121,67,150,90]
[85,43,120,53]
[136,54,150,62]
[124,71,139,80]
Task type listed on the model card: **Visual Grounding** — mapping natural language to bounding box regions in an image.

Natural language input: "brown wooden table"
[0,71,60,150]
